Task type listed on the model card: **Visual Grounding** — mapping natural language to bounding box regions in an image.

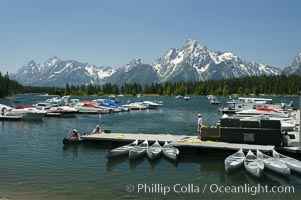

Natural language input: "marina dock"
[81,132,275,152]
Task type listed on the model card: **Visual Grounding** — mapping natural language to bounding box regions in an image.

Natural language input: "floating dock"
[81,132,275,152]
[0,115,22,121]
[80,109,301,154]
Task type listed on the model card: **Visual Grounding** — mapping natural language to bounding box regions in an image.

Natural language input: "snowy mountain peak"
[152,39,281,82]
[183,39,198,48]
[44,55,61,67]
[120,58,145,73]
[26,60,37,67]
[293,52,301,63]
[283,51,301,75]
[129,58,144,66]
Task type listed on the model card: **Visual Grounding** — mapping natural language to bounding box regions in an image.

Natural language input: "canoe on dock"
[272,150,301,173]
[129,140,148,160]
[257,149,290,176]
[244,150,264,178]
[163,141,179,161]
[106,140,138,159]
[146,141,163,160]
[224,148,245,172]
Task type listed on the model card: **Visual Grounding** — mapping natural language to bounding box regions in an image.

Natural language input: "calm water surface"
[0,95,300,200]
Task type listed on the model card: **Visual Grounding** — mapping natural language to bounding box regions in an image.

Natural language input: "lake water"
[0,94,300,200]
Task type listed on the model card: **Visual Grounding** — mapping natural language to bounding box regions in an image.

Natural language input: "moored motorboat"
[272,150,301,173]
[141,101,163,109]
[224,148,245,172]
[129,140,148,160]
[46,106,79,117]
[146,141,163,160]
[73,100,111,114]
[122,102,148,110]
[162,141,179,161]
[257,149,290,176]
[107,140,138,159]
[6,105,46,120]
[244,150,264,178]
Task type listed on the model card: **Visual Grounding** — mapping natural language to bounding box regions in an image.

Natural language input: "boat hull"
[107,140,139,159]
[225,158,244,172]
[244,150,264,179]
[129,140,148,160]
[62,138,83,145]
[129,149,146,160]
[162,142,179,161]
[263,160,290,176]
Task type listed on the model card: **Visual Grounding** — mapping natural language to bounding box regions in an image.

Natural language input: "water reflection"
[106,156,128,171]
[63,144,81,160]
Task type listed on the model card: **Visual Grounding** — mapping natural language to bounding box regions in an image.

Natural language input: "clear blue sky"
[0,0,300,73]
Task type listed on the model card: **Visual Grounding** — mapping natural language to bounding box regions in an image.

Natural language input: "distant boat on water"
[175,95,183,99]
[184,96,190,101]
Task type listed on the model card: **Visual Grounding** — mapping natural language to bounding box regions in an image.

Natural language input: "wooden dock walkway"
[81,132,275,152]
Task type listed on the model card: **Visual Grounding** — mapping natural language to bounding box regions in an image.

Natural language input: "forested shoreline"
[64,75,301,96]
[1,73,301,98]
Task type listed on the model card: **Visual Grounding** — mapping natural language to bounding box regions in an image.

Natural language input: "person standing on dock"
[197,113,202,140]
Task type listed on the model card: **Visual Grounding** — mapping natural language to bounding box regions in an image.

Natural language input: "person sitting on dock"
[93,125,101,134]
[197,113,203,140]
[71,129,80,140]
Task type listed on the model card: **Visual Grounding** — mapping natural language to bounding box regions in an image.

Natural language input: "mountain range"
[10,39,301,87]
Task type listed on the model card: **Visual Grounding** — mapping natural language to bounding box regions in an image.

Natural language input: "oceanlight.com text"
[125,183,295,196]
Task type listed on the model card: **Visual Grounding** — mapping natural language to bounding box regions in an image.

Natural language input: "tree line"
[1,73,301,98]
[0,72,22,98]
[64,74,301,96]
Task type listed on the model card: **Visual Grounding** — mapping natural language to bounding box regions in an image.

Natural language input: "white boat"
[236,107,289,118]
[162,141,179,161]
[224,148,245,172]
[219,97,274,114]
[129,140,149,160]
[0,104,13,114]
[244,150,264,178]
[209,95,220,104]
[72,100,111,114]
[272,150,301,173]
[122,102,148,110]
[175,95,183,99]
[184,96,190,101]
[34,102,52,110]
[107,140,138,159]
[146,141,163,160]
[46,106,79,117]
[141,101,163,109]
[5,105,46,120]
[257,150,290,176]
